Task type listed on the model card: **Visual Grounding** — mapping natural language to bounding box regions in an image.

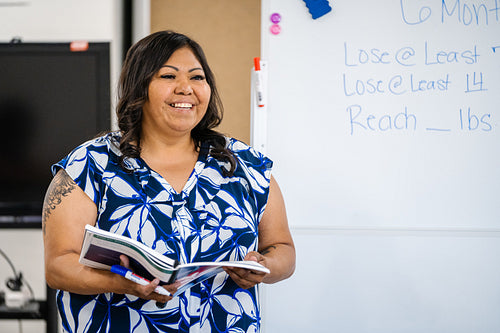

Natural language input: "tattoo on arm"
[42,170,76,234]
[259,245,277,256]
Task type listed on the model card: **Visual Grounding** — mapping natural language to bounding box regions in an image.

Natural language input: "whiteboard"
[261,229,500,333]
[260,0,500,229]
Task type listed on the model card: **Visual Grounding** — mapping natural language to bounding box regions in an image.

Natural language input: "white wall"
[0,1,123,331]
[132,0,151,44]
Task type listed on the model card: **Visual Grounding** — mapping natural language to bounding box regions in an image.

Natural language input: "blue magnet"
[302,0,332,19]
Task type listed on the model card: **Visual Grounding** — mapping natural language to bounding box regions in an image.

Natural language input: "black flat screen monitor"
[0,42,111,219]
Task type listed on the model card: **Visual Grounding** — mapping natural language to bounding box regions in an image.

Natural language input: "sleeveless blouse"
[52,132,272,333]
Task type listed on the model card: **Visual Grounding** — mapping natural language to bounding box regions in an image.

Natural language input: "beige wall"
[150,0,261,144]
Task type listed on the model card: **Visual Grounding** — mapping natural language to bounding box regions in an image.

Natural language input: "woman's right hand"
[118,255,176,303]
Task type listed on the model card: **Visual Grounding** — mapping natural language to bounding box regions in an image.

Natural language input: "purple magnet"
[270,24,281,35]
[270,13,281,24]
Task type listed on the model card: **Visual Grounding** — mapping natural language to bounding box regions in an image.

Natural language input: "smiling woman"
[42,31,295,333]
[142,47,211,140]
[140,47,213,192]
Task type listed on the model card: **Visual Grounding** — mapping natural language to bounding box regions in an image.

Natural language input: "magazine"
[79,224,270,296]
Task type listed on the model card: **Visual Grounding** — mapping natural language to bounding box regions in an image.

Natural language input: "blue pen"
[111,265,171,296]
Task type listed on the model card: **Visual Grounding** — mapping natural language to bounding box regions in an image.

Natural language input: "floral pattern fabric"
[52,132,272,333]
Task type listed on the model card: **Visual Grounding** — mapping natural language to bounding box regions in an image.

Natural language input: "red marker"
[253,57,265,108]
[70,41,89,52]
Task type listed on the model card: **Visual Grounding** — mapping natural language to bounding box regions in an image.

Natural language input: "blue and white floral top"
[52,132,272,333]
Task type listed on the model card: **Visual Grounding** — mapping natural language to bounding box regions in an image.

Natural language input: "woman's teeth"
[170,103,192,109]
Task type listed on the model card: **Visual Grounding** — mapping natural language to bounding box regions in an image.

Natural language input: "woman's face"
[142,47,211,139]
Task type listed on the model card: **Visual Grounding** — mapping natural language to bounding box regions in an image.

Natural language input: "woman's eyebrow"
[161,65,203,73]
[161,65,178,71]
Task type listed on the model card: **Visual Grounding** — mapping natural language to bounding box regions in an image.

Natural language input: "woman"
[43,30,295,332]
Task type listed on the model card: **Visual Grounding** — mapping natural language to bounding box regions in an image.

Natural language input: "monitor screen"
[0,42,110,218]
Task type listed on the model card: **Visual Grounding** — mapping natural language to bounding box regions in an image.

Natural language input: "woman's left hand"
[223,251,268,289]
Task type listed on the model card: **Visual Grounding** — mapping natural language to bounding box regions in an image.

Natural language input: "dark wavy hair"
[116,30,236,175]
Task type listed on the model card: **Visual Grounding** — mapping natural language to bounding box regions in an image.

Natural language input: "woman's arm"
[224,175,296,288]
[43,169,172,302]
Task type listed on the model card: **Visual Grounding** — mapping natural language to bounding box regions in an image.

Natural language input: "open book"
[79,225,270,296]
